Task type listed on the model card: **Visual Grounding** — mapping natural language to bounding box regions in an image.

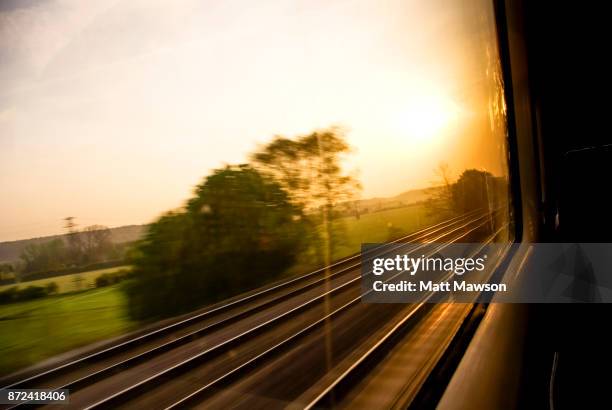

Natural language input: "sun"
[394,94,460,142]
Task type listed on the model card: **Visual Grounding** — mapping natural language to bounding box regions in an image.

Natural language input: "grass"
[287,204,435,275]
[332,204,433,260]
[0,266,130,294]
[0,285,135,376]
[0,204,432,376]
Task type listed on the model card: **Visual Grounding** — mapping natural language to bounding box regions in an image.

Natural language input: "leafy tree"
[425,167,507,218]
[125,165,308,320]
[251,128,360,263]
[452,169,496,213]
[252,128,359,210]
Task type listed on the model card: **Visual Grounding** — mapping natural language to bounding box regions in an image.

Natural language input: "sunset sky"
[0,0,506,241]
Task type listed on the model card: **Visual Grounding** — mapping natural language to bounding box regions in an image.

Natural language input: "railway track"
[300,234,508,410]
[169,219,504,410]
[1,212,479,392]
[2,210,501,409]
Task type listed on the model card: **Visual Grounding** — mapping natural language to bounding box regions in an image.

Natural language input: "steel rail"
[302,232,505,410]
[85,214,491,409]
[114,216,492,410]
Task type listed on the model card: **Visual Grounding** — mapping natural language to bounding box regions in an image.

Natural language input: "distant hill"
[0,225,147,264]
[352,187,436,214]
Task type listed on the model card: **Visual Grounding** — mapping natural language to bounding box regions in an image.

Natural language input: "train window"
[0,0,512,407]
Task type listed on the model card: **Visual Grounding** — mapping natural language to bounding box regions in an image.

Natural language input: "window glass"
[0,0,510,404]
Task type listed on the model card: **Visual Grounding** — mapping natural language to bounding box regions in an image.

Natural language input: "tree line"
[14,222,124,280]
[425,164,508,217]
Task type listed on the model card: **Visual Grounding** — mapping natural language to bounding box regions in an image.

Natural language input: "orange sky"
[0,0,507,241]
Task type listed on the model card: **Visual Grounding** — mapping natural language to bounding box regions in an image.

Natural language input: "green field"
[0,285,134,376]
[333,204,433,259]
[287,204,434,275]
[0,266,130,294]
[0,204,431,376]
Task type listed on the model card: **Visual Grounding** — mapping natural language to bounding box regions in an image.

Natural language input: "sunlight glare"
[394,94,460,143]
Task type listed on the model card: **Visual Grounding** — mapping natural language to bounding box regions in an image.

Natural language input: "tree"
[125,165,308,320]
[424,163,456,220]
[452,169,496,213]
[81,225,113,263]
[425,166,506,219]
[252,128,359,210]
[251,128,360,263]
[19,239,67,275]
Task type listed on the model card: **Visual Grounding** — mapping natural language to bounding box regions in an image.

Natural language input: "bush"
[0,287,18,304]
[0,283,63,304]
[95,270,130,288]
[19,260,126,283]
[95,273,114,287]
[46,282,59,295]
[17,285,48,301]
